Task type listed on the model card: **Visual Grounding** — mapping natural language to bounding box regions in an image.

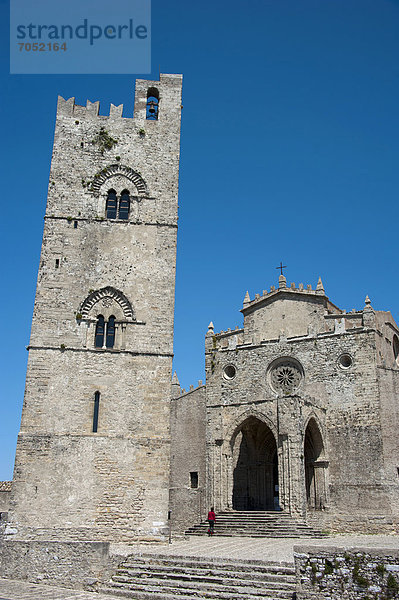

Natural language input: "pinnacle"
[316,277,325,293]
[172,371,180,385]
[243,291,250,305]
[207,321,214,332]
[364,295,373,309]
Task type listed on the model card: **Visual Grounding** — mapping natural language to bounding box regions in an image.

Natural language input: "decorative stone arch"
[219,410,279,512]
[303,413,326,452]
[227,409,278,448]
[80,287,135,321]
[91,164,148,197]
[304,415,329,511]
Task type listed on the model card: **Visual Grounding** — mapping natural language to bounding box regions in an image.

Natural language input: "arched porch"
[304,417,328,511]
[231,416,279,511]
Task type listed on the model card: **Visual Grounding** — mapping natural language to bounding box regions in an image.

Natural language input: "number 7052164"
[18,42,67,51]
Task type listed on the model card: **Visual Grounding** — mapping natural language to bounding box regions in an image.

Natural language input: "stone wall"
[8,74,183,543]
[203,279,399,531]
[0,540,126,590]
[170,386,206,534]
[294,545,399,599]
[0,483,11,517]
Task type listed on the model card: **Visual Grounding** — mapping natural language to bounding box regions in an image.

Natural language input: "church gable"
[241,274,341,343]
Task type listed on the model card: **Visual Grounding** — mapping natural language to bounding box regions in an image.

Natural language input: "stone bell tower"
[7,74,183,542]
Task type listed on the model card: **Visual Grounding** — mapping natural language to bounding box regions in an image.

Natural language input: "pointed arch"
[146,87,159,120]
[94,315,105,348]
[304,417,328,510]
[106,315,116,348]
[118,189,130,220]
[80,287,134,320]
[304,417,325,461]
[106,189,117,219]
[227,409,278,446]
[91,164,148,197]
[231,415,279,511]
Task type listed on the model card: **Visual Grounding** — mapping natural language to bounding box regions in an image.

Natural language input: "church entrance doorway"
[304,418,327,510]
[232,417,278,510]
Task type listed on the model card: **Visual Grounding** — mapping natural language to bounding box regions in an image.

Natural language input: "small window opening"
[106,315,116,348]
[80,142,84,148]
[106,189,117,219]
[93,391,100,433]
[338,353,352,369]
[397,467,399,479]
[190,472,198,489]
[118,190,130,220]
[224,364,237,380]
[74,220,78,229]
[393,335,399,366]
[95,315,105,348]
[55,259,60,268]
[146,87,159,120]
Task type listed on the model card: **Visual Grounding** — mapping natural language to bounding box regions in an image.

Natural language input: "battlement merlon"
[56,73,183,121]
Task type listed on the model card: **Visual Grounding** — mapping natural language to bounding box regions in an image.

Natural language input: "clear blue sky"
[1,0,399,480]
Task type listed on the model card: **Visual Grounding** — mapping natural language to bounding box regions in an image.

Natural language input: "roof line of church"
[241,275,342,314]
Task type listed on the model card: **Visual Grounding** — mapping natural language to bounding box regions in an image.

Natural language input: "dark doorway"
[304,418,325,510]
[232,417,278,510]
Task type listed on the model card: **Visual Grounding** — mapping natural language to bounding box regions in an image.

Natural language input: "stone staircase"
[101,553,297,599]
[185,510,327,538]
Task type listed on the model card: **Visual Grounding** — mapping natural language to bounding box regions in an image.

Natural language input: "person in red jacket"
[207,507,216,536]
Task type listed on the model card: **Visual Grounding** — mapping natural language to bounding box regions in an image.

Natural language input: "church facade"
[170,274,399,535]
[4,75,399,549]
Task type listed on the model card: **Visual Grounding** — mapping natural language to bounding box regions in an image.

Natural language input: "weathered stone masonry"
[294,545,399,599]
[6,74,183,543]
[171,274,399,534]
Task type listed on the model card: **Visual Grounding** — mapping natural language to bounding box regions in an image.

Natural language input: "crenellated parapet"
[57,96,124,119]
[241,275,335,312]
[56,73,183,122]
[207,275,399,353]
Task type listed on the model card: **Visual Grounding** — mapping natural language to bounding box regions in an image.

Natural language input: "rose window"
[270,361,302,394]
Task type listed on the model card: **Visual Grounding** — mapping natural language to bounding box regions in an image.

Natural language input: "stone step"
[207,524,313,530]
[103,554,297,600]
[116,565,295,583]
[104,581,295,599]
[215,513,297,517]
[113,571,295,589]
[203,525,304,529]
[185,529,324,537]
[112,574,295,593]
[186,524,317,530]
[185,510,326,538]
[217,511,289,515]
[101,588,295,600]
[185,527,318,538]
[121,555,295,575]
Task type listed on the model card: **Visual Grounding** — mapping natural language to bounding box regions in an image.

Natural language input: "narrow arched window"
[146,87,159,120]
[118,190,130,220]
[106,189,117,219]
[93,391,100,433]
[106,316,115,348]
[95,315,105,348]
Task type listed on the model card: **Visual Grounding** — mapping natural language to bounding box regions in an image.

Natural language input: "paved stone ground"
[111,533,399,563]
[0,578,121,600]
[1,534,398,599]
